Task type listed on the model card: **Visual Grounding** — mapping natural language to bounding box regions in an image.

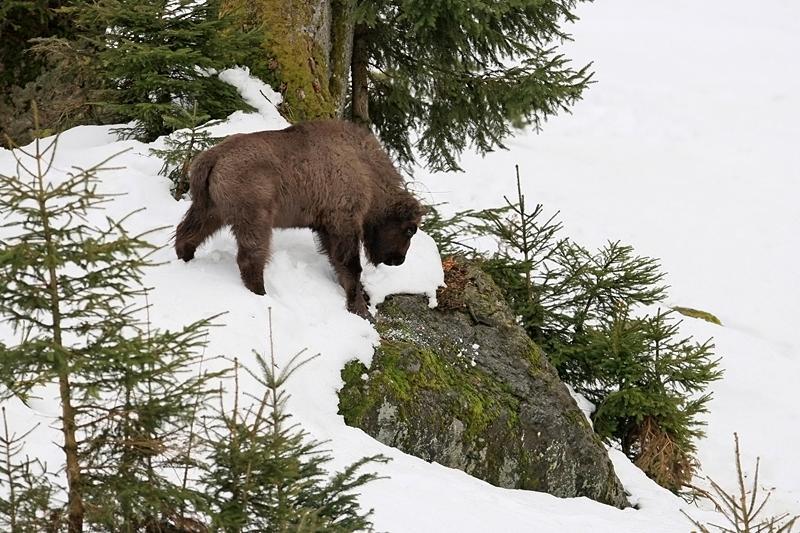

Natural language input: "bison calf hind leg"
[232,220,272,296]
[175,204,222,261]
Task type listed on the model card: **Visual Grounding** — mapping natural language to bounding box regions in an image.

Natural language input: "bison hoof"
[359,283,371,306]
[249,286,266,296]
[348,300,373,321]
[243,280,266,296]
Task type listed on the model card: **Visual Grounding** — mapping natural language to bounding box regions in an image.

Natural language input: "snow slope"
[414,0,800,521]
[2,2,798,530]
[1,70,714,532]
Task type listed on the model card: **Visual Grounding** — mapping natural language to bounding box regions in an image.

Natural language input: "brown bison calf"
[175,120,423,318]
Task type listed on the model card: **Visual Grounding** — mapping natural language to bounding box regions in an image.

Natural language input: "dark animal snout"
[383,255,406,266]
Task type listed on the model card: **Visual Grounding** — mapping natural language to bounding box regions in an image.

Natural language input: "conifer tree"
[222,1,590,170]
[0,120,218,531]
[423,166,721,491]
[581,309,721,490]
[78,310,221,531]
[684,434,799,533]
[542,239,669,371]
[0,0,74,97]
[0,1,92,146]
[149,104,223,199]
[354,0,592,170]
[201,314,386,532]
[0,408,55,532]
[65,0,255,140]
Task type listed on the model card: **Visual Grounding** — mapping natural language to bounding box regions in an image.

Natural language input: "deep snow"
[2,1,799,531]
[414,0,800,522]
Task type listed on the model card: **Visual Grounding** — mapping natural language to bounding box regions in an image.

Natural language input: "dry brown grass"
[436,257,470,311]
[632,416,696,492]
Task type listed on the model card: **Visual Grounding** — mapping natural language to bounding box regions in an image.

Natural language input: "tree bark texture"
[351,23,370,125]
[221,0,356,121]
[329,0,356,117]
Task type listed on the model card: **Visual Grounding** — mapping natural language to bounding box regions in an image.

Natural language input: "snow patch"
[362,230,445,311]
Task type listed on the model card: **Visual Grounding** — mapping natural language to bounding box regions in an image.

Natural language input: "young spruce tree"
[0,120,219,531]
[201,313,387,532]
[0,408,56,531]
[65,0,254,140]
[149,103,223,199]
[423,166,722,491]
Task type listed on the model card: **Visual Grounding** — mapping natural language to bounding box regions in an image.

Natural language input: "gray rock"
[338,261,629,508]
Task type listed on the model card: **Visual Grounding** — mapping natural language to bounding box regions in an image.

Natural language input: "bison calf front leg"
[341,253,369,318]
[321,231,370,318]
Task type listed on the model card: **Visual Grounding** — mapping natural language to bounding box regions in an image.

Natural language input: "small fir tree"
[683,434,798,533]
[423,166,722,491]
[149,104,223,199]
[78,308,222,532]
[543,239,669,373]
[467,166,565,341]
[0,119,219,531]
[0,407,56,532]
[582,309,721,490]
[201,313,387,532]
[64,0,254,140]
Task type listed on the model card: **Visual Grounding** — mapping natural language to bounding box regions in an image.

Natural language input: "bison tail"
[188,150,217,210]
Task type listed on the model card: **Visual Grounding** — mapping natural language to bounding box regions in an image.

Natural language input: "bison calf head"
[364,196,424,267]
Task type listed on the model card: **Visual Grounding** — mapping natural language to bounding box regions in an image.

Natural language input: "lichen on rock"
[338,259,630,508]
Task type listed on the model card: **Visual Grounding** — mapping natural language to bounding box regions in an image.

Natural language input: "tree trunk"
[222,0,357,122]
[219,0,350,121]
[60,376,83,533]
[329,0,356,117]
[351,23,370,125]
[36,153,84,532]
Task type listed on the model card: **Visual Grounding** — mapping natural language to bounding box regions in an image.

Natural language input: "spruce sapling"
[683,434,798,533]
[149,104,222,199]
[0,114,221,531]
[585,309,721,490]
[201,310,387,532]
[0,407,56,532]
[422,165,721,492]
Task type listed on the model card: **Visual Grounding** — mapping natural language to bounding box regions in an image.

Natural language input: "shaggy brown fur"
[175,120,423,318]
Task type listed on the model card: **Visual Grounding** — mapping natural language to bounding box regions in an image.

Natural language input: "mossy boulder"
[338,261,629,508]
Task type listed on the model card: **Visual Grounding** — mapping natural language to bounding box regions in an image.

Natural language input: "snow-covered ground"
[415,0,800,522]
[2,1,798,531]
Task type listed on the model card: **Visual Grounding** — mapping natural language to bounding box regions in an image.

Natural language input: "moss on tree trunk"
[223,0,340,121]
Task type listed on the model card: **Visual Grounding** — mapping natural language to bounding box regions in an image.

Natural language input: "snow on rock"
[362,230,445,311]
[567,385,596,428]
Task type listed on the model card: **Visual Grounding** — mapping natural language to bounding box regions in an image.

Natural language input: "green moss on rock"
[340,338,519,445]
[337,258,630,508]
